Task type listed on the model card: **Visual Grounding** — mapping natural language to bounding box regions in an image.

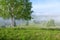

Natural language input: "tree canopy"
[0,0,32,26]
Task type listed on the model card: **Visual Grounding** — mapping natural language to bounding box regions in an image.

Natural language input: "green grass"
[0,27,60,40]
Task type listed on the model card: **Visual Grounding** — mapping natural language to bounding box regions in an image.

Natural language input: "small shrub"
[46,19,55,27]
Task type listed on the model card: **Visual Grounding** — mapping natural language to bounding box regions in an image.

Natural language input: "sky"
[30,0,60,16]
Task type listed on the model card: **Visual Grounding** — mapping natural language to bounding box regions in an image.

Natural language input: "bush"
[46,19,55,27]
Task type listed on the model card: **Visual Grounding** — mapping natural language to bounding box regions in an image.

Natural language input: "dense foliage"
[0,0,32,26]
[0,28,60,40]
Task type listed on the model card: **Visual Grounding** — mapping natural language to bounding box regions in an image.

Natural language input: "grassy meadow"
[0,25,60,40]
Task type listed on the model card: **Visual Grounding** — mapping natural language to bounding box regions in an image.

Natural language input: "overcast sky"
[30,0,60,16]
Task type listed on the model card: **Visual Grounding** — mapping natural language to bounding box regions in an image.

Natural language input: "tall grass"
[0,27,60,40]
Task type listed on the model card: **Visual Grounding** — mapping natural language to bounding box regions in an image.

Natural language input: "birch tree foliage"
[0,0,32,26]
[0,0,32,19]
[0,0,25,19]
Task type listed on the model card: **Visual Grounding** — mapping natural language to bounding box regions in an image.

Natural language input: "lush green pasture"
[0,28,60,40]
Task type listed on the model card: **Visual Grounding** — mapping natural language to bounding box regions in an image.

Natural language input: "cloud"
[32,1,60,15]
